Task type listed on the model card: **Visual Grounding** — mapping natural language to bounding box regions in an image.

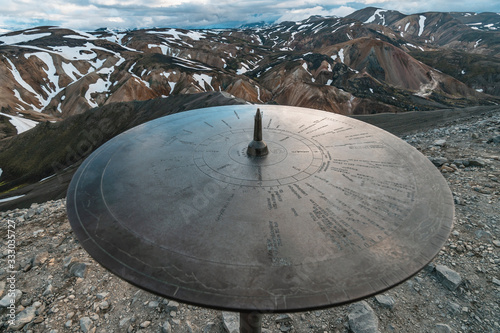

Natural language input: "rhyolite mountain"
[0,7,499,138]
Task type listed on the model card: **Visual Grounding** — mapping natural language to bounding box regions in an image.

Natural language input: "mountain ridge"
[0,7,499,137]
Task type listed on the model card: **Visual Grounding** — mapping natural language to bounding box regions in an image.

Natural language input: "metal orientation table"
[67,105,454,332]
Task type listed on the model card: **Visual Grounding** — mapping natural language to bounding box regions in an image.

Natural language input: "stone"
[42,284,54,296]
[80,317,93,333]
[453,159,469,167]
[65,320,73,328]
[487,135,500,144]
[33,229,44,237]
[98,300,110,310]
[468,158,486,167]
[96,292,109,299]
[435,265,462,291]
[492,240,500,247]
[492,278,500,286]
[280,324,292,332]
[9,306,36,330]
[348,301,380,333]
[429,156,448,167]
[203,322,216,333]
[434,323,452,333]
[148,300,159,308]
[440,165,455,173]
[161,321,172,333]
[69,263,88,278]
[0,289,22,308]
[63,256,75,268]
[448,301,461,314]
[474,230,492,240]
[433,139,447,147]
[119,316,132,327]
[32,251,49,266]
[166,300,179,311]
[140,320,151,328]
[374,294,396,309]
[222,311,239,333]
[275,314,292,323]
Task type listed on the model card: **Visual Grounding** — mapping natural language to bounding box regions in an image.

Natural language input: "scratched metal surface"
[67,105,454,312]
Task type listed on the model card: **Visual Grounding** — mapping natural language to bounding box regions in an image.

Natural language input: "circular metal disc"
[67,105,454,312]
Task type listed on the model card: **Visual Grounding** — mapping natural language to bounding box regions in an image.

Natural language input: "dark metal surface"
[67,105,454,313]
[247,108,269,157]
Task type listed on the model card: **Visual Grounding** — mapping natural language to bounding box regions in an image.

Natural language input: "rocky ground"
[0,108,499,333]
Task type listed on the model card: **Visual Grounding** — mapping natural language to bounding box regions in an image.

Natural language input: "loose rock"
[161,321,172,333]
[222,312,239,333]
[8,306,36,330]
[0,289,22,308]
[348,301,380,333]
[69,262,88,278]
[374,294,396,309]
[435,265,462,291]
[79,317,92,333]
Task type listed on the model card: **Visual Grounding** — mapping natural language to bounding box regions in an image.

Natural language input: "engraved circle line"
[194,129,323,185]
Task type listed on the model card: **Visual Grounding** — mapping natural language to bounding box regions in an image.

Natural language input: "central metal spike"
[247,108,269,157]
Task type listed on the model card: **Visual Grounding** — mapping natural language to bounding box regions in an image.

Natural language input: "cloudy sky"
[1,0,499,32]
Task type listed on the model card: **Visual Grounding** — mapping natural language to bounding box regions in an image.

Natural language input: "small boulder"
[69,262,88,278]
[435,265,462,291]
[80,316,92,333]
[9,305,36,330]
[374,294,395,309]
[348,301,380,333]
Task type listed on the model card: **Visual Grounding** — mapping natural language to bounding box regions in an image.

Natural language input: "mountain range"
[0,7,499,132]
[0,6,499,205]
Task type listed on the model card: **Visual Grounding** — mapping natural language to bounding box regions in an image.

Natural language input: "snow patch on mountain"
[148,29,206,42]
[148,43,179,56]
[61,62,84,82]
[25,52,65,110]
[3,56,43,111]
[85,79,111,108]
[365,9,387,25]
[193,74,213,91]
[418,15,427,36]
[173,57,211,71]
[0,112,38,134]
[338,49,345,63]
[0,32,51,45]
[161,72,177,93]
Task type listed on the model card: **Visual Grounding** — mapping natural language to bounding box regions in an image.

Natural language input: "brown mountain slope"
[320,38,484,102]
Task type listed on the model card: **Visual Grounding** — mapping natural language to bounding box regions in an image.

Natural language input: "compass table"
[67,105,454,332]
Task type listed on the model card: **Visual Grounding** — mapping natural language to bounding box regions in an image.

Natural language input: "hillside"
[0,92,247,210]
